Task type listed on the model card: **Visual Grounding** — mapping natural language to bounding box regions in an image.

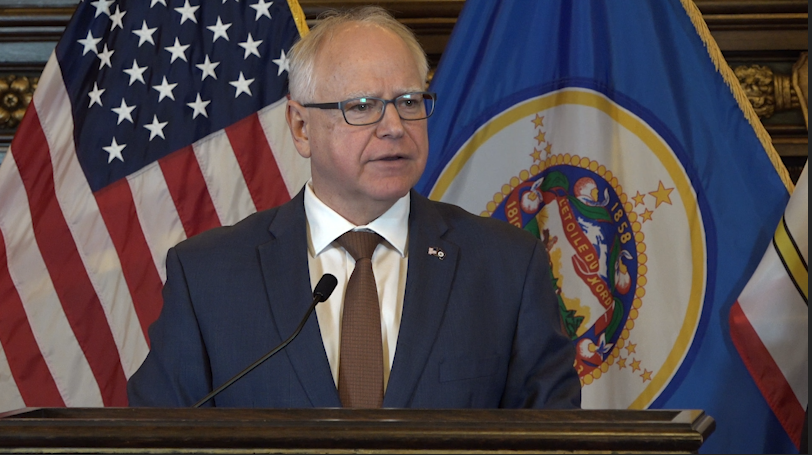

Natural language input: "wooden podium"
[0,407,714,453]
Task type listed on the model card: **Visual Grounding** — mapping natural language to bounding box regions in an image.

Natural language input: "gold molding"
[734,53,808,120]
[734,65,798,118]
[791,52,808,128]
[0,75,37,129]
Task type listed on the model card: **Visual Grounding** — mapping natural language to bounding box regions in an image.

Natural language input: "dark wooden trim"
[0,407,715,453]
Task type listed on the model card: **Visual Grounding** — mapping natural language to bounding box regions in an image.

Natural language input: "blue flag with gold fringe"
[419,1,802,453]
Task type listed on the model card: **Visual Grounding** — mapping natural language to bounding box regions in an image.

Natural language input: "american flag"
[0,0,310,409]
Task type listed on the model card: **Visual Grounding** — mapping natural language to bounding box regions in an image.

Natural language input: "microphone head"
[313,274,338,302]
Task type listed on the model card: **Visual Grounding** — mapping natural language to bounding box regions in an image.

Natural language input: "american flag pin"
[428,247,445,260]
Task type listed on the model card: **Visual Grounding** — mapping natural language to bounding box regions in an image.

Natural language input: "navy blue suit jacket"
[127,189,580,408]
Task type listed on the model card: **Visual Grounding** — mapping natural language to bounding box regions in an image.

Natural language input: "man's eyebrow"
[340,88,425,100]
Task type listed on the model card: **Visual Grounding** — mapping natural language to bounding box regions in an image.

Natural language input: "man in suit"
[127,6,580,409]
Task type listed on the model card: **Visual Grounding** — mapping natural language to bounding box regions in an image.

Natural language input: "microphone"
[193,273,338,408]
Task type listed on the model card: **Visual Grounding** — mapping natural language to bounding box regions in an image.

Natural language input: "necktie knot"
[336,231,382,261]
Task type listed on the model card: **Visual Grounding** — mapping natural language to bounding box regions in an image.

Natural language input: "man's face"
[288,24,429,224]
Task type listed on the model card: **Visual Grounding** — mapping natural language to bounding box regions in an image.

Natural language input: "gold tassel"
[287,0,310,38]
[680,0,795,193]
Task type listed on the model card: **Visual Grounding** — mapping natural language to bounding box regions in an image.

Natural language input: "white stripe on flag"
[0,340,25,411]
[37,55,149,379]
[0,152,103,407]
[127,161,187,284]
[783,165,808,264]
[193,130,257,226]
[737,245,808,406]
[738,163,808,409]
[258,97,311,194]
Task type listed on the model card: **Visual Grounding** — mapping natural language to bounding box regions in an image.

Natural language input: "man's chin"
[370,189,411,205]
[368,177,420,202]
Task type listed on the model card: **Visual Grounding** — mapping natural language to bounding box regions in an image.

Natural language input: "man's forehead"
[319,22,393,53]
[310,23,423,99]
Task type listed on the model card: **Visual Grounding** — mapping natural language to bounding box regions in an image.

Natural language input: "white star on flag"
[144,115,168,140]
[124,59,148,85]
[196,55,220,81]
[175,0,199,25]
[153,76,177,102]
[111,98,136,124]
[230,72,255,97]
[77,30,101,55]
[165,38,190,63]
[150,0,167,7]
[97,44,114,69]
[88,82,105,107]
[133,20,158,47]
[272,49,289,76]
[207,16,232,42]
[90,0,113,17]
[187,93,211,119]
[109,6,126,30]
[239,34,262,59]
[250,0,273,20]
[103,138,126,163]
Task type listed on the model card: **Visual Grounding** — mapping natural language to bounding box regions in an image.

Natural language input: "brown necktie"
[335,230,384,408]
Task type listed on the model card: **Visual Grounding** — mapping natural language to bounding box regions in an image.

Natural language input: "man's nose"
[376,102,405,136]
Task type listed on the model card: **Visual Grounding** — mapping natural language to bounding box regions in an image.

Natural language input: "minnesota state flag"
[419,1,802,453]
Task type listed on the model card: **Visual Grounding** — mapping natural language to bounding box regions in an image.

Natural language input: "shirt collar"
[304,181,410,257]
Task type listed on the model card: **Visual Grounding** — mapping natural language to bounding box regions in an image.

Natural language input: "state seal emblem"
[494,161,640,384]
[430,87,708,409]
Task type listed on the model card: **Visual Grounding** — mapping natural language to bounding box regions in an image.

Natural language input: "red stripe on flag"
[0,230,65,407]
[226,114,291,211]
[11,108,128,406]
[95,178,164,343]
[159,146,221,238]
[730,301,805,448]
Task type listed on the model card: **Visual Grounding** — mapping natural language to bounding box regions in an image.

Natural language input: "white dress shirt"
[303,182,409,390]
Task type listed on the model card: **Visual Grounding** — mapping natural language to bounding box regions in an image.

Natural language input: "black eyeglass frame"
[302,91,436,126]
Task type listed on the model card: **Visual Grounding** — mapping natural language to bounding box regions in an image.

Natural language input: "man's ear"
[286,99,311,158]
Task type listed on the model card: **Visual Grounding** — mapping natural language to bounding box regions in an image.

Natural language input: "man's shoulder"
[415,193,539,247]
[173,199,296,255]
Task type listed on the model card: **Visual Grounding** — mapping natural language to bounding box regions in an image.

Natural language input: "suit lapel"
[384,192,458,407]
[258,190,341,408]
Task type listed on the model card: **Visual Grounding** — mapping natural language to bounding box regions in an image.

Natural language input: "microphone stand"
[193,274,337,408]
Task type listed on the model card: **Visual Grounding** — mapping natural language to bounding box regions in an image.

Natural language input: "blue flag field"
[419,1,802,453]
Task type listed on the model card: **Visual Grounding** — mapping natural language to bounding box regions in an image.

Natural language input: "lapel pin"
[428,247,445,260]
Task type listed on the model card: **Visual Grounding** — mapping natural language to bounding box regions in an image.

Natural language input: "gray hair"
[287,6,429,102]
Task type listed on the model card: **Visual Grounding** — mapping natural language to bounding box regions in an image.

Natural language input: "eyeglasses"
[302,91,436,126]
